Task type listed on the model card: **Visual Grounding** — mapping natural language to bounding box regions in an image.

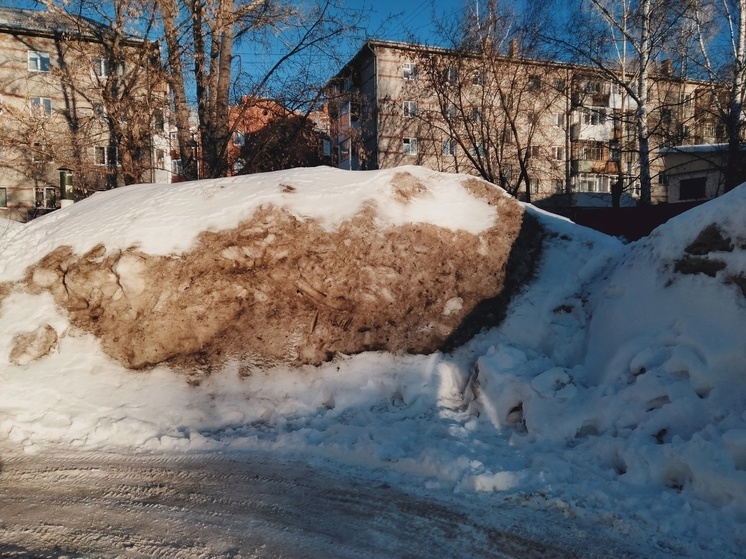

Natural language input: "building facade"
[328,40,723,207]
[0,7,171,222]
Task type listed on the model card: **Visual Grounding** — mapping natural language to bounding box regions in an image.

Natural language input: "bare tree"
[685,0,746,191]
[553,0,691,204]
[157,0,366,180]
[40,0,169,188]
[403,0,565,202]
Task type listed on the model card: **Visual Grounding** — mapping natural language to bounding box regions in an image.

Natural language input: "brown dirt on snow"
[20,172,542,370]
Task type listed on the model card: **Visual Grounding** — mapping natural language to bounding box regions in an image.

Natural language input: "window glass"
[28,51,50,72]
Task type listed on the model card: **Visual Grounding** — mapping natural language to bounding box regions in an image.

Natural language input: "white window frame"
[552,146,564,160]
[442,139,456,156]
[95,146,120,167]
[31,142,51,162]
[402,62,417,81]
[35,186,57,209]
[403,100,417,118]
[529,178,540,194]
[402,137,418,156]
[28,51,50,72]
[445,66,458,85]
[583,107,607,126]
[92,57,123,78]
[30,97,52,116]
[471,143,485,157]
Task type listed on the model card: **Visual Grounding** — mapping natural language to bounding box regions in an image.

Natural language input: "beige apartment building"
[328,40,723,207]
[0,7,170,222]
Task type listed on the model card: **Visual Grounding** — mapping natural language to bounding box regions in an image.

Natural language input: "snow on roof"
[0,7,143,42]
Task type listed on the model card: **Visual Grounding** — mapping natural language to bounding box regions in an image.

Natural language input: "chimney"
[508,39,519,58]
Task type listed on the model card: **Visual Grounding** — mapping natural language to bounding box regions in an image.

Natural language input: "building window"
[471,143,485,157]
[403,137,418,155]
[585,80,603,94]
[610,140,620,162]
[30,97,52,116]
[172,159,183,175]
[403,100,417,118]
[93,102,107,120]
[530,178,539,194]
[95,146,119,166]
[402,62,417,80]
[581,145,603,161]
[552,146,564,160]
[92,58,123,78]
[553,179,564,194]
[442,139,456,156]
[446,103,457,121]
[233,131,245,146]
[28,51,50,72]
[471,107,482,123]
[583,108,607,125]
[154,111,165,132]
[340,138,351,161]
[526,145,541,158]
[0,187,6,208]
[528,75,541,91]
[579,178,597,192]
[502,164,513,181]
[31,143,52,162]
[472,70,484,86]
[444,66,458,85]
[553,78,566,92]
[35,187,56,209]
[679,176,707,200]
[552,113,564,128]
[155,149,165,169]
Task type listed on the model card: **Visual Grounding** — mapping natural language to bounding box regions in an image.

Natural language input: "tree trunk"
[724,0,746,192]
[158,0,198,180]
[636,0,652,205]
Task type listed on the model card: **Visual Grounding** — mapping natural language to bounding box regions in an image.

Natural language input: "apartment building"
[0,7,170,222]
[327,40,723,207]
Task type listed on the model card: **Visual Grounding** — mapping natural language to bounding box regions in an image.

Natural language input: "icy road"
[0,449,673,559]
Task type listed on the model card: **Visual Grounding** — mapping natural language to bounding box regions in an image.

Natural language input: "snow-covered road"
[0,449,658,559]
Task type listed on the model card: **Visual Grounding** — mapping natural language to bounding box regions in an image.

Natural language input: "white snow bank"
[0,166,499,282]
[475,186,746,555]
[1,170,744,557]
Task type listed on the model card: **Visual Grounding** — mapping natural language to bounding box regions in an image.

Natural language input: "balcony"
[571,159,593,174]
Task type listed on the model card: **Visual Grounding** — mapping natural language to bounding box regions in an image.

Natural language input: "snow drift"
[1,167,745,557]
[0,167,540,370]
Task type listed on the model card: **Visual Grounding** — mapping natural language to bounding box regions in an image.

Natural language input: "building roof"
[0,7,141,43]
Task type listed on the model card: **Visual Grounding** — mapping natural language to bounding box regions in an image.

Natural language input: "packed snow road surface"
[0,450,651,559]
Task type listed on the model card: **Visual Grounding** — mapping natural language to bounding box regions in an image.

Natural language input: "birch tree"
[686,0,746,191]
[409,0,564,202]
[555,0,689,204]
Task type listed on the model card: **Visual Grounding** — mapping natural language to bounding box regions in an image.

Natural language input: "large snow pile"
[0,166,744,557]
[0,167,539,370]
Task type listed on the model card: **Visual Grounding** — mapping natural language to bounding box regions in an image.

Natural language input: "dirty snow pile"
[0,166,745,557]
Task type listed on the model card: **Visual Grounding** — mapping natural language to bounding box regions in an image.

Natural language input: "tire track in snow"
[0,449,664,558]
